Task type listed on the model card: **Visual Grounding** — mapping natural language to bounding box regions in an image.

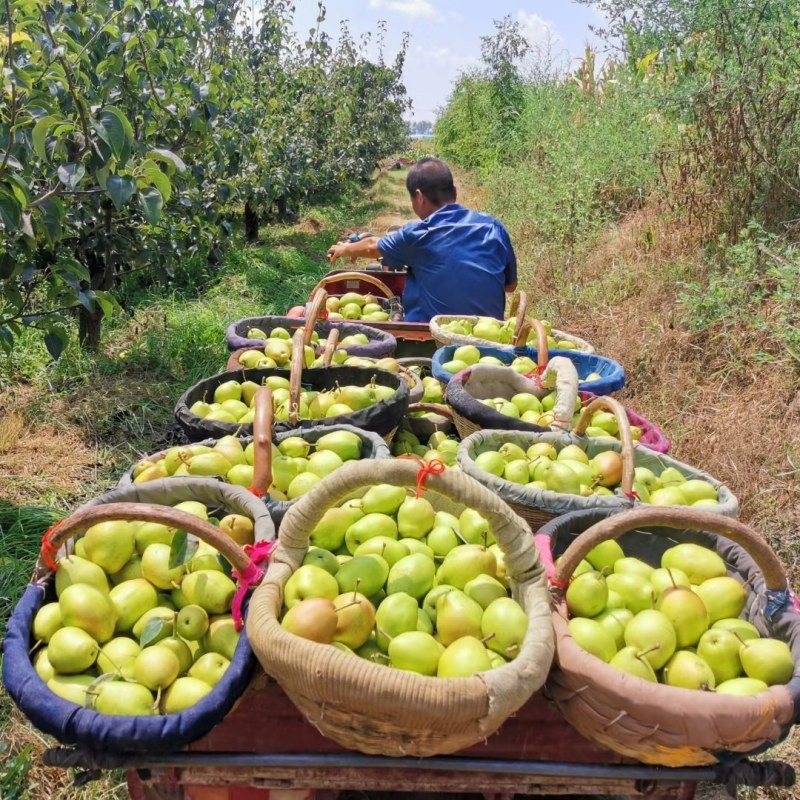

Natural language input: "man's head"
[406,157,457,219]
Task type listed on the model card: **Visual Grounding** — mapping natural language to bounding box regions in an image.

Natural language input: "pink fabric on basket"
[579,391,670,453]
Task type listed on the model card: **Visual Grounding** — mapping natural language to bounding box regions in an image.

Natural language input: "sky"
[289,1,608,121]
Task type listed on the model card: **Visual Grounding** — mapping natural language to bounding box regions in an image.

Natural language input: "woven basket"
[402,402,456,442]
[457,396,739,530]
[429,292,595,353]
[545,506,800,767]
[2,479,274,754]
[246,458,554,757]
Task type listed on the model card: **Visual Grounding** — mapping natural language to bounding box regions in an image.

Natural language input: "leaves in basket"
[169,531,199,569]
[140,616,169,648]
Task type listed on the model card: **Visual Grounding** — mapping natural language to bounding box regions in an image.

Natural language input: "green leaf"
[94,291,117,319]
[107,175,136,210]
[149,148,186,174]
[98,107,134,161]
[77,290,95,312]
[141,167,172,202]
[169,531,199,569]
[57,163,86,190]
[140,617,168,648]
[138,186,163,224]
[32,116,59,161]
[44,330,65,360]
[0,192,21,231]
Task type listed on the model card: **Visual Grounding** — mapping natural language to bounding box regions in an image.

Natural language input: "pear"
[332,592,376,649]
[278,436,312,458]
[353,537,409,567]
[303,547,341,575]
[396,496,436,539]
[663,650,716,690]
[32,602,63,643]
[693,576,747,624]
[310,506,363,551]
[656,582,709,647]
[97,637,141,679]
[188,451,233,477]
[109,578,159,633]
[59,583,117,643]
[135,521,175,554]
[141,543,187,590]
[437,635,492,677]
[360,484,407,516]
[281,597,338,643]
[55,555,109,596]
[314,430,362,461]
[422,584,456,626]
[613,557,654,579]
[566,571,608,618]
[344,513,398,553]
[287,472,321,499]
[386,553,436,600]
[399,538,434,559]
[498,442,528,462]
[696,628,743,684]
[181,570,237,615]
[739,638,794,685]
[585,540,624,573]
[546,462,581,495]
[218,514,255,547]
[458,509,494,546]
[481,597,528,660]
[464,574,508,610]
[568,617,617,663]
[47,626,99,673]
[83,520,136,575]
[375,592,419,652]
[474,451,506,477]
[606,572,654,613]
[204,615,240,660]
[335,555,390,597]
[389,631,443,675]
[609,645,658,681]
[594,607,633,650]
[92,681,156,716]
[436,590,484,646]
[34,649,56,682]
[661,543,727,584]
[436,544,497,590]
[132,606,175,644]
[307,450,344,479]
[715,677,769,696]
[188,652,230,686]
[47,674,96,705]
[159,636,194,674]
[134,645,181,690]
[624,609,677,670]
[162,677,213,713]
[427,524,462,558]
[650,567,691,600]
[712,618,761,640]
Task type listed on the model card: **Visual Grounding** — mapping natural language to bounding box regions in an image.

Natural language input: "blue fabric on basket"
[431,344,625,396]
[2,584,256,754]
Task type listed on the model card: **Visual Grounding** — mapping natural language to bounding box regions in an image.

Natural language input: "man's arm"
[505,280,517,293]
[326,236,381,265]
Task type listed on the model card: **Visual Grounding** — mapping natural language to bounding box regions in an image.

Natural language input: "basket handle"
[321,327,340,367]
[250,386,274,497]
[553,506,788,593]
[301,288,328,347]
[287,328,307,426]
[514,319,533,348]
[407,402,454,421]
[41,503,252,574]
[571,396,634,494]
[529,318,550,370]
[509,291,529,343]
[310,271,395,300]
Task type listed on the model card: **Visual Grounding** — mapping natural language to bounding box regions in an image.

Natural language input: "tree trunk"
[78,305,103,352]
[244,200,259,243]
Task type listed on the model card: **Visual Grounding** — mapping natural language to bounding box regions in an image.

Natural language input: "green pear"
[658,467,686,487]
[656,584,709,647]
[458,509,494,546]
[609,646,658,681]
[422,584,456,626]
[141,543,187,590]
[278,436,312,458]
[162,677,213,713]
[663,650,716,690]
[303,547,340,575]
[344,513,398,553]
[111,555,144,584]
[132,606,175,644]
[47,674,95,705]
[389,631,444,675]
[715,677,768,696]
[399,538,434,559]
[426,524,461,558]
[568,617,617,663]
[47,626,99,673]
[613,557,654,579]
[204,615,240,660]
[332,592,376,649]
[158,636,194,674]
[109,578,159,633]
[739,638,794,685]
[360,484,407,516]
[464,574,508,609]
[650,567,691,600]
[712,618,761,640]
[181,570,236,615]
[188,652,230,686]
[353,537,410,567]
[437,635,492,677]
[546,462,582,495]
[281,597,338,643]
[59,583,117,643]
[134,521,175,554]
[314,430,363,462]
[134,645,181,690]
[481,597,528,659]
[335,555,390,597]
[310,506,363,551]
[606,572,654,613]
[34,649,55,682]
[33,602,63,643]
[693,577,747,624]
[97,637,141,679]
[474,450,506,477]
[92,680,156,716]
[436,590,484,646]
[83,520,136,575]
[386,553,436,600]
[623,609,677,669]
[307,450,344,479]
[566,571,608,618]
[696,628,742,684]
[594,608,633,650]
[649,486,688,506]
[55,555,109,596]
[396,496,436,539]
[585,540,624,573]
[375,591,419,652]
[436,544,497,590]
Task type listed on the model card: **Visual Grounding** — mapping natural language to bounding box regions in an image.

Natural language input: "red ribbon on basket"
[40,520,65,572]
[231,539,278,631]
[247,485,267,499]
[397,455,447,498]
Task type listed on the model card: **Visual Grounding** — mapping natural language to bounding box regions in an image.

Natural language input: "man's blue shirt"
[377,204,517,323]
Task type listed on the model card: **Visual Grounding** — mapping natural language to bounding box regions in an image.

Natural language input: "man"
[326,157,517,322]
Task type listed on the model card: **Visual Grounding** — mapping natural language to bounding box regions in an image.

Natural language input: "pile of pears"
[239,325,397,370]
[472,441,721,506]
[565,539,794,693]
[132,430,365,502]
[391,429,459,468]
[31,501,251,716]
[189,374,397,426]
[438,317,580,350]
[440,345,602,386]
[280,484,528,677]
[419,375,444,404]
[325,293,390,322]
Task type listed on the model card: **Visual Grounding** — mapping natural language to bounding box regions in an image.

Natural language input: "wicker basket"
[246,458,554,757]
[429,292,595,353]
[2,479,274,754]
[457,396,739,530]
[402,402,457,442]
[546,506,800,767]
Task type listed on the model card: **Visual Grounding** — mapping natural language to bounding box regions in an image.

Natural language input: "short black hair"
[406,157,456,205]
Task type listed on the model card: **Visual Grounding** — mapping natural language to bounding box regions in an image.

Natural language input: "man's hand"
[327,236,381,265]
[327,242,354,265]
